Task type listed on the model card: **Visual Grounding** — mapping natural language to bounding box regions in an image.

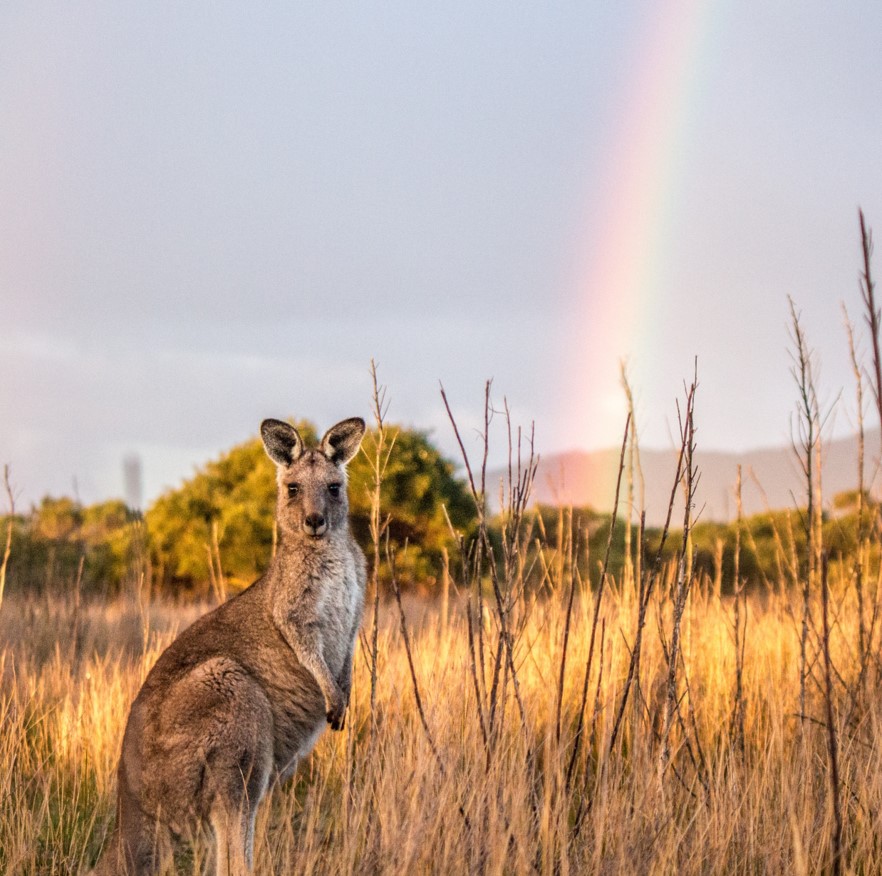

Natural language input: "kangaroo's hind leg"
[90,786,173,876]
[190,662,273,875]
[208,797,261,876]
[206,745,270,876]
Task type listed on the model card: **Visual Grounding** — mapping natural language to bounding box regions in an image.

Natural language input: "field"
[1,552,880,874]
[3,254,881,874]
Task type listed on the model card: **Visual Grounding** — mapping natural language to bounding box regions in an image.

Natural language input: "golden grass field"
[4,224,879,875]
[1,558,878,875]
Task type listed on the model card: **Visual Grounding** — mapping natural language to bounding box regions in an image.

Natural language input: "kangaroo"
[91,417,367,876]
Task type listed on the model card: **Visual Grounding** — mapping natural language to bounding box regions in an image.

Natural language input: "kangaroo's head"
[260,417,366,541]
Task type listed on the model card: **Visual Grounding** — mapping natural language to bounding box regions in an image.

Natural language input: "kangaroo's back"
[91,417,367,876]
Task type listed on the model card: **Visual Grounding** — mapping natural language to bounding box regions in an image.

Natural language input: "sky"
[2,2,881,509]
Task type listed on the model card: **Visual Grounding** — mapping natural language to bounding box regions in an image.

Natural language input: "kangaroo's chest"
[308,552,361,671]
[262,553,362,773]
[263,550,361,692]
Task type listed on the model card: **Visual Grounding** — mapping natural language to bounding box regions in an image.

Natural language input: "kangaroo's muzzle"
[304,513,327,538]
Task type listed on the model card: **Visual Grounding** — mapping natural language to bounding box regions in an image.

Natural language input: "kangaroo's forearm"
[337,648,353,699]
[276,617,341,706]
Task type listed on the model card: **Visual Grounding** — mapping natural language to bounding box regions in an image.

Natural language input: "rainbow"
[564,0,717,450]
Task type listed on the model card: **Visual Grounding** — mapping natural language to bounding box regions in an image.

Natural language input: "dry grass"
[2,565,880,875]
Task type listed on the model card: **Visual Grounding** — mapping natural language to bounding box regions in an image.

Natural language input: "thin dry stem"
[0,465,14,616]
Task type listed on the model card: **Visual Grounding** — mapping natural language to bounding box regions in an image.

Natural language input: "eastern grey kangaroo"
[91,417,367,876]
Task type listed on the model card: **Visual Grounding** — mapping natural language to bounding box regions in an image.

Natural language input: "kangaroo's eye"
[328,483,342,498]
[287,483,300,498]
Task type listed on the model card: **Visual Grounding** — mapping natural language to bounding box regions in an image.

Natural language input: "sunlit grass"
[1,570,878,875]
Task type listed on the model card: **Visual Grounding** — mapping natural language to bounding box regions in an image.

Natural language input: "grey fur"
[90,417,367,876]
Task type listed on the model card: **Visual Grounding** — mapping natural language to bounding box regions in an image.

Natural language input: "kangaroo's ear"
[320,417,366,466]
[261,419,304,466]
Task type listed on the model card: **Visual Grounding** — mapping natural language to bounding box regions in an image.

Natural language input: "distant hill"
[490,429,882,527]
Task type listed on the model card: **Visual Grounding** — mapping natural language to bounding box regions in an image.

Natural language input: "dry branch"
[0,465,14,616]
[662,370,699,772]
[820,554,844,875]
[788,296,821,717]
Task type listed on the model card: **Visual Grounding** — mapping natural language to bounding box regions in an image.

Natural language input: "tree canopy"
[5,496,138,595]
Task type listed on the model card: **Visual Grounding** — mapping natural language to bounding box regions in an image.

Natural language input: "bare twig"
[859,209,882,444]
[662,368,700,770]
[731,465,746,755]
[620,362,644,593]
[820,554,844,875]
[0,465,15,616]
[843,307,868,677]
[367,359,397,734]
[788,296,820,717]
[555,514,579,743]
[206,520,226,605]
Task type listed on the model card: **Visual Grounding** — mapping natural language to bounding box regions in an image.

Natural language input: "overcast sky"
[2,2,881,508]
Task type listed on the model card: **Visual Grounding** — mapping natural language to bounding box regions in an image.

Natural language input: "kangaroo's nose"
[304,513,327,536]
